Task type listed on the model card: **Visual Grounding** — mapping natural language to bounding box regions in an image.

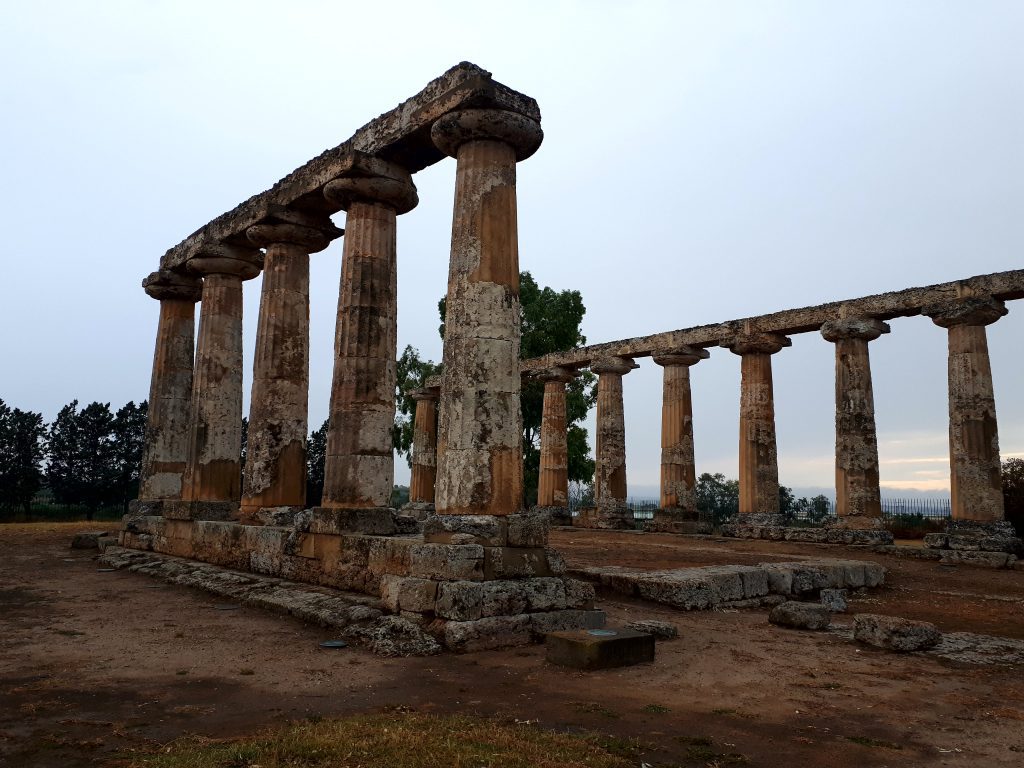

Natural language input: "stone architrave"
[406,386,441,515]
[588,356,639,528]
[240,211,341,520]
[134,270,203,514]
[652,347,709,516]
[536,366,577,524]
[925,297,1008,523]
[722,331,791,523]
[430,108,543,520]
[314,156,418,534]
[820,317,889,527]
[177,245,263,519]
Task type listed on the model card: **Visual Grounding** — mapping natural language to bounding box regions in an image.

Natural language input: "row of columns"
[397,298,1008,527]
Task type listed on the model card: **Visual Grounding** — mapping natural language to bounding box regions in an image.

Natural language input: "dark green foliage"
[306,419,328,506]
[0,399,47,517]
[111,401,148,512]
[778,484,796,516]
[392,346,443,467]
[1003,457,1024,536]
[46,400,119,520]
[695,472,739,524]
[787,493,832,525]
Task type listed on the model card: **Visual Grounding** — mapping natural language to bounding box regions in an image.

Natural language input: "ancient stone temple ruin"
[122,64,1023,654]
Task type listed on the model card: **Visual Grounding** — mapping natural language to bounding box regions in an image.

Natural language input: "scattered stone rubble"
[624,620,679,639]
[852,614,942,652]
[768,601,832,630]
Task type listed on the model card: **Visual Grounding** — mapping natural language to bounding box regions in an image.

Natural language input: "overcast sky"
[2,1,1021,498]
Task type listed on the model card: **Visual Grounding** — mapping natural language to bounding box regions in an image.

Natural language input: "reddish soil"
[2,523,1023,768]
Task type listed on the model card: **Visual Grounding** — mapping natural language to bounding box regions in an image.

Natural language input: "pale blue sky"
[1,1,1021,497]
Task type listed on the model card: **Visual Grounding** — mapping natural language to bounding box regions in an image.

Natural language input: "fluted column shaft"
[409,389,440,504]
[431,109,543,516]
[591,357,638,512]
[927,298,1008,522]
[537,368,575,508]
[138,271,202,502]
[181,248,262,504]
[653,348,708,513]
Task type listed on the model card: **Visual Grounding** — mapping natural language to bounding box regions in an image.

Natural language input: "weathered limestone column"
[240,211,341,522]
[133,270,203,515]
[588,356,639,529]
[313,156,418,534]
[536,366,577,525]
[652,347,709,516]
[820,317,889,527]
[405,385,441,517]
[429,109,543,520]
[176,245,263,519]
[925,297,1008,523]
[722,331,791,524]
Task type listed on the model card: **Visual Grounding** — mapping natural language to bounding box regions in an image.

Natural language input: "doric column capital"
[323,153,418,214]
[142,269,202,302]
[246,207,342,253]
[721,332,791,356]
[408,386,441,403]
[431,108,544,161]
[589,356,639,376]
[652,346,710,367]
[536,366,577,384]
[185,244,263,280]
[820,317,890,343]
[925,297,1008,329]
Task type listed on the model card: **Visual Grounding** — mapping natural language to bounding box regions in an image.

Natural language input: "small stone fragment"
[768,601,831,630]
[624,620,679,639]
[820,588,848,613]
[853,613,941,652]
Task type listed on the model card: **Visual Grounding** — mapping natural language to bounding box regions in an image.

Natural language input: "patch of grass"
[642,704,671,714]
[126,712,638,767]
[675,736,713,746]
[846,736,903,750]
[711,708,756,719]
[572,701,620,719]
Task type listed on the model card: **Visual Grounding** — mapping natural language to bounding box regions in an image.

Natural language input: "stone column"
[925,297,1008,524]
[722,331,791,524]
[588,356,639,529]
[175,245,263,519]
[240,211,341,522]
[313,156,418,535]
[429,109,543,522]
[536,366,577,525]
[652,347,709,516]
[133,270,203,515]
[405,386,441,517]
[820,317,889,527]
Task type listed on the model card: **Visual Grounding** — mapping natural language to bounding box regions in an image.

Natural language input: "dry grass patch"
[129,712,637,768]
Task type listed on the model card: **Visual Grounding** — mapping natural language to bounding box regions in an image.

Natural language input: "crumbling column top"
[322,153,419,214]
[820,317,891,342]
[721,331,792,356]
[589,356,639,376]
[431,108,544,161]
[535,366,578,384]
[652,346,710,367]
[245,206,342,252]
[924,296,1008,328]
[142,269,202,302]
[408,386,441,402]
[185,243,264,280]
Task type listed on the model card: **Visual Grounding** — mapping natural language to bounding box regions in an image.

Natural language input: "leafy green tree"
[695,472,739,524]
[790,494,833,524]
[306,419,328,506]
[1003,457,1024,536]
[46,400,118,519]
[0,399,47,517]
[392,346,443,466]
[112,401,148,512]
[778,484,796,517]
[436,271,597,507]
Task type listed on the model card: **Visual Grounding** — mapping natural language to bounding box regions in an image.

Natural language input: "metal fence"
[570,497,952,522]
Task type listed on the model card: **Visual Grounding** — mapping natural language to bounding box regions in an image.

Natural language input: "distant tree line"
[0,398,147,520]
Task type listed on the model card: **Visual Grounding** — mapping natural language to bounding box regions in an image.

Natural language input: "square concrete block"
[545,627,655,670]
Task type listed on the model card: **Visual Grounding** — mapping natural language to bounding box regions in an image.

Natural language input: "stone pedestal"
[723,331,791,524]
[241,211,341,520]
[315,156,418,533]
[536,367,577,525]
[135,270,202,515]
[583,356,638,529]
[926,297,1008,523]
[821,317,889,528]
[180,245,263,515]
[405,386,441,516]
[653,347,708,520]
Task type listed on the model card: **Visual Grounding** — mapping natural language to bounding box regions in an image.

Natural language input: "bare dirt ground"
[2,522,1023,768]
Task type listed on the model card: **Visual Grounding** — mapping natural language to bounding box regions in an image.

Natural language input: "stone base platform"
[546,627,655,670]
[573,506,633,530]
[720,522,894,546]
[569,558,886,612]
[117,513,603,652]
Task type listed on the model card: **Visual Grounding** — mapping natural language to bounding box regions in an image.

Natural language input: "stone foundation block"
[409,543,485,581]
[162,500,236,521]
[760,563,828,595]
[435,581,483,621]
[535,506,572,526]
[923,533,948,549]
[368,538,415,576]
[253,506,301,527]
[506,511,550,547]
[564,578,596,609]
[443,614,533,652]
[483,546,551,579]
[544,547,567,575]
[769,601,832,630]
[423,514,506,546]
[127,499,166,518]
[522,577,567,611]
[545,628,655,670]
[311,507,397,536]
[635,573,714,610]
[939,550,1016,568]
[393,515,423,535]
[624,620,679,639]
[821,588,849,612]
[480,581,528,617]
[530,609,606,638]
[380,575,438,613]
[854,614,941,652]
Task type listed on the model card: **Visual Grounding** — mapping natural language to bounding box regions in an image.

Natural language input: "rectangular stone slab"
[545,627,655,670]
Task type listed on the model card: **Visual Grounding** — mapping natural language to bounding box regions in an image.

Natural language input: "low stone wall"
[720,523,893,546]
